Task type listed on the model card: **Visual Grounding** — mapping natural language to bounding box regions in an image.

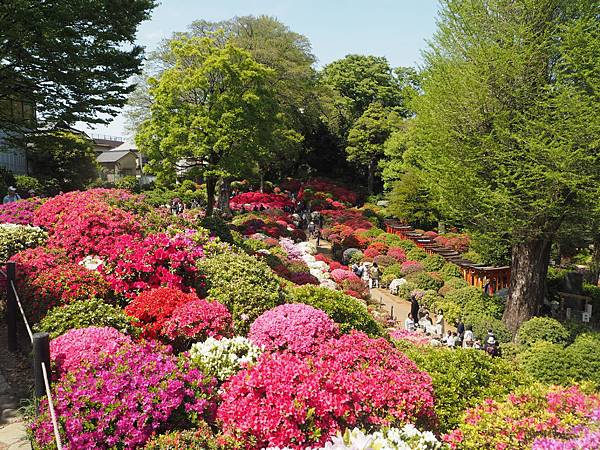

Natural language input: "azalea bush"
[125,287,199,339]
[188,336,263,382]
[229,192,293,211]
[517,317,571,347]
[401,260,424,275]
[24,262,112,321]
[144,422,242,450]
[197,252,283,333]
[102,231,205,297]
[32,341,215,449]
[217,332,436,449]
[0,224,47,261]
[288,285,383,337]
[443,384,600,450]
[248,303,339,355]
[36,298,137,339]
[50,326,133,376]
[0,197,44,225]
[162,298,232,350]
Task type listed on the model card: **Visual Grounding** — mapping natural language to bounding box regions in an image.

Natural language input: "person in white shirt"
[404,313,416,332]
[463,325,474,348]
[435,309,444,337]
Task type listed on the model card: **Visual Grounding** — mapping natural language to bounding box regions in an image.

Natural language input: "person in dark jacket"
[410,294,420,324]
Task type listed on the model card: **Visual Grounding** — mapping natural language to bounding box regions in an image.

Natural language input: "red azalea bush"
[434,234,470,253]
[229,192,293,211]
[363,247,381,259]
[10,246,69,282]
[248,304,339,355]
[162,298,232,347]
[125,287,200,339]
[387,247,407,262]
[102,231,204,297]
[0,197,45,225]
[401,260,424,275]
[367,241,388,254]
[299,179,360,206]
[32,341,215,450]
[50,326,133,376]
[444,384,600,450]
[288,272,320,286]
[218,331,436,449]
[25,263,112,321]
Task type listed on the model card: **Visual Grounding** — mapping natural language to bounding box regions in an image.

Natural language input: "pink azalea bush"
[330,268,355,283]
[387,247,407,263]
[162,298,232,347]
[32,341,215,450]
[401,260,424,275]
[50,326,133,376]
[390,329,432,346]
[0,197,44,224]
[102,231,204,297]
[229,192,293,211]
[218,331,436,449]
[443,384,600,450]
[248,304,339,355]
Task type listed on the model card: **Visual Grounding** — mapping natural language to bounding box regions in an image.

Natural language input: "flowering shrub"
[390,329,432,346]
[299,179,360,205]
[125,287,199,339]
[330,268,355,283]
[32,341,215,449]
[9,246,68,281]
[25,262,112,321]
[36,299,137,339]
[289,285,383,337]
[50,326,133,376]
[218,331,436,449]
[288,271,320,285]
[144,422,242,450]
[319,425,447,450]
[229,192,293,211]
[533,428,600,450]
[188,336,262,382]
[102,231,204,297]
[443,384,600,450]
[0,224,47,261]
[248,304,339,355]
[363,246,381,259]
[0,197,44,225]
[162,298,232,349]
[401,260,424,275]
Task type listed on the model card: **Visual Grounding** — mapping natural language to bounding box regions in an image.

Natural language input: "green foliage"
[197,252,283,333]
[406,247,427,261]
[422,254,446,272]
[144,422,242,450]
[137,35,300,213]
[516,317,571,347]
[386,169,439,228]
[199,216,234,243]
[348,250,364,265]
[433,299,461,326]
[402,344,529,432]
[420,290,443,310]
[35,299,137,339]
[439,263,462,281]
[114,176,139,192]
[0,224,47,261]
[444,287,486,308]
[287,285,384,337]
[14,175,42,194]
[405,271,444,291]
[0,167,16,196]
[382,263,403,277]
[390,239,416,252]
[468,232,511,266]
[28,131,98,191]
[0,0,156,134]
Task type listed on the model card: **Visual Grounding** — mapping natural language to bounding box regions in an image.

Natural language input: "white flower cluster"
[264,424,447,450]
[188,336,262,382]
[78,255,104,271]
[0,224,47,261]
[279,238,334,287]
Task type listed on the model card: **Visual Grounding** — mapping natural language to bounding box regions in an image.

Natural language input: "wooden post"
[6,262,17,353]
[33,332,51,398]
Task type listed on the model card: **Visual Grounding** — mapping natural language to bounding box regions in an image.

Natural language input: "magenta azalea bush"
[162,298,232,348]
[0,197,44,224]
[50,326,133,376]
[33,341,215,450]
[248,303,339,355]
[218,331,436,449]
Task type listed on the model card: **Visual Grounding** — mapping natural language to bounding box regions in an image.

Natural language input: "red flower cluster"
[229,192,293,211]
[0,197,45,225]
[218,331,436,449]
[299,178,360,206]
[125,287,201,339]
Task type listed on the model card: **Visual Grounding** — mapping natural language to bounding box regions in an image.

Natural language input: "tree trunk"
[220,177,232,216]
[206,175,216,216]
[591,235,600,286]
[367,159,376,195]
[503,239,552,336]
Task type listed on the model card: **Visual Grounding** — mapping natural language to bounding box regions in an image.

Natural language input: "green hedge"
[516,317,570,347]
[287,285,384,337]
[422,254,446,272]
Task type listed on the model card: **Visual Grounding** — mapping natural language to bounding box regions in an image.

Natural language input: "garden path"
[0,372,30,450]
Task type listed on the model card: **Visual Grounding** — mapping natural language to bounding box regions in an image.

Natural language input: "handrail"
[41,362,63,450]
[10,279,33,343]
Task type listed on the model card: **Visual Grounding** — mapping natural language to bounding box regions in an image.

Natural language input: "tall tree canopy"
[405,0,600,334]
[0,0,156,136]
[136,36,300,215]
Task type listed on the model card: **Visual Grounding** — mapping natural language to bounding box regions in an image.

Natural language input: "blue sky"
[80,0,440,138]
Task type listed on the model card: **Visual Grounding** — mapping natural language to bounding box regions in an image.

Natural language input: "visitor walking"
[369,262,380,289]
[435,309,444,337]
[410,294,420,324]
[463,325,474,348]
[3,186,21,204]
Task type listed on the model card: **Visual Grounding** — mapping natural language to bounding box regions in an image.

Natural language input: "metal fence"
[4,261,63,449]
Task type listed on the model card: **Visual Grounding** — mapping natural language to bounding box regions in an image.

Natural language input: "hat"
[487,336,496,345]
[8,186,16,192]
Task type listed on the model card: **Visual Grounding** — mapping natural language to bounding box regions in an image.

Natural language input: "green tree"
[28,131,98,192]
[346,102,399,193]
[387,169,439,229]
[136,36,299,215]
[0,0,155,137]
[407,0,600,334]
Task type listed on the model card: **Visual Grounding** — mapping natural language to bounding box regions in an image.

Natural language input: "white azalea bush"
[0,224,47,261]
[264,425,447,450]
[78,255,104,271]
[188,336,262,382]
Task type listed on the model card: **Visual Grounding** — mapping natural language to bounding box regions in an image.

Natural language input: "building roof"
[97,150,135,163]
[111,141,138,152]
